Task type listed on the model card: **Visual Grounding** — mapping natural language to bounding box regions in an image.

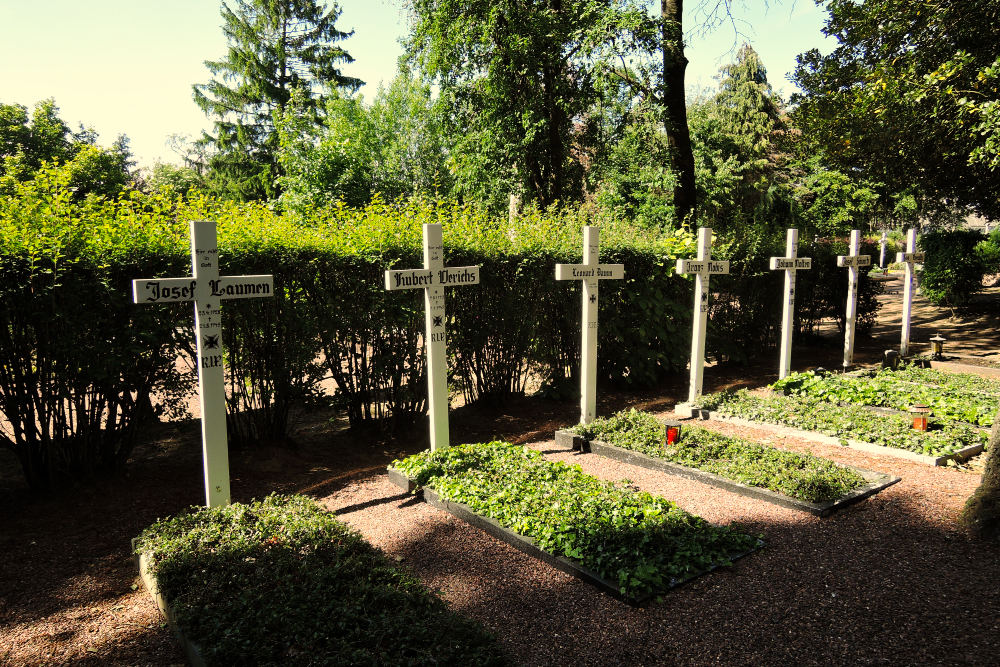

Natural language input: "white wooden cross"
[132,220,273,508]
[836,229,871,369]
[879,230,888,269]
[555,226,624,424]
[385,223,480,451]
[896,228,924,356]
[769,228,812,380]
[675,227,729,414]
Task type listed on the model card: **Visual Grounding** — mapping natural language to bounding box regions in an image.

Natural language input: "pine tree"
[194,0,362,200]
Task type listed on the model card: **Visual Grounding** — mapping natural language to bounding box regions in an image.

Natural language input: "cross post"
[555,226,624,424]
[385,223,480,451]
[879,230,888,269]
[769,228,812,380]
[836,229,871,369]
[132,220,274,508]
[896,228,924,356]
[675,227,729,414]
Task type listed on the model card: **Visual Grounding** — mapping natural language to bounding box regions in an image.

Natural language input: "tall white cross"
[879,230,888,269]
[896,228,924,356]
[676,227,729,410]
[385,223,479,451]
[555,226,624,424]
[769,228,812,380]
[132,220,273,508]
[836,229,871,369]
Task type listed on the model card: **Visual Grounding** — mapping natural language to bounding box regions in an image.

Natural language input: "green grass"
[698,389,988,457]
[392,441,760,599]
[134,494,508,666]
[573,409,868,503]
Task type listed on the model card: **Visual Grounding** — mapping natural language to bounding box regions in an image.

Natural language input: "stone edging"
[554,431,900,517]
[132,539,207,667]
[677,410,983,466]
[387,467,760,606]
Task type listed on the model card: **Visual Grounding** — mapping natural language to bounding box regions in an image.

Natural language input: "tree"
[792,0,1000,220]
[277,75,452,211]
[595,1,788,224]
[406,0,609,212]
[193,0,362,201]
[0,99,133,199]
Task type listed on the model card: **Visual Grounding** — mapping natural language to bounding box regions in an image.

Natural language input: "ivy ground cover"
[698,389,988,457]
[134,494,507,666]
[391,442,759,600]
[772,368,997,427]
[573,409,869,504]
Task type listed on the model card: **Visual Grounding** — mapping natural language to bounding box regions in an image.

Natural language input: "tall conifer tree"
[194,0,361,200]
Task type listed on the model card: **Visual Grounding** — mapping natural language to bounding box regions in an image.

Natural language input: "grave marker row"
[134,221,917,507]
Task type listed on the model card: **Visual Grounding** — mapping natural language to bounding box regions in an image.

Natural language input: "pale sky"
[0,1,834,169]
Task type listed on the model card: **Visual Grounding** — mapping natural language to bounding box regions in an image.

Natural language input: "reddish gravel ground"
[2,274,999,665]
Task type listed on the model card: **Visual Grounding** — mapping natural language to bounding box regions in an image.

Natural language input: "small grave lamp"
[664,420,682,445]
[929,334,946,360]
[909,404,931,431]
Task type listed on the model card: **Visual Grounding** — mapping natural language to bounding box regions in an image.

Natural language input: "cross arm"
[555,264,625,281]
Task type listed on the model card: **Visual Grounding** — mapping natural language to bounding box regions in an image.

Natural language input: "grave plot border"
[132,540,208,667]
[553,430,899,517]
[387,467,760,607]
[676,411,984,466]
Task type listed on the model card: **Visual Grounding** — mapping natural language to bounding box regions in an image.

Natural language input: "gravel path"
[323,412,1000,665]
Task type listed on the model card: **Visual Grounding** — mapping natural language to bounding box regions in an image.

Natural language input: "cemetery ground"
[2,275,1000,665]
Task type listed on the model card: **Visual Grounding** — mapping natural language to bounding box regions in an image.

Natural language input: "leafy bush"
[919,229,989,306]
[699,389,987,456]
[773,369,997,427]
[135,494,507,666]
[392,441,759,598]
[574,409,867,503]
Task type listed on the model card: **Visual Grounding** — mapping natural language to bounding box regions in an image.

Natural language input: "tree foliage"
[793,0,1000,219]
[277,75,451,211]
[194,0,361,201]
[0,99,132,199]
[406,0,609,212]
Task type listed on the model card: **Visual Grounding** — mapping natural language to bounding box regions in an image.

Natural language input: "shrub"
[919,229,988,306]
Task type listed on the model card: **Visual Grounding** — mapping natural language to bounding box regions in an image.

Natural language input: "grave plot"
[555,409,898,517]
[772,368,997,427]
[694,388,987,466]
[388,442,760,605]
[133,495,507,665]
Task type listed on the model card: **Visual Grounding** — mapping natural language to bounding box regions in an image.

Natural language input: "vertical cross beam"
[769,229,812,379]
[879,230,888,269]
[385,224,480,451]
[555,226,624,424]
[132,220,274,507]
[897,228,924,356]
[675,228,729,411]
[836,230,871,369]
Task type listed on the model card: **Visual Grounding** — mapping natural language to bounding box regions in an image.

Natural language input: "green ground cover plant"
[886,365,1000,397]
[134,494,508,666]
[573,409,868,503]
[698,389,988,457]
[772,369,997,427]
[392,441,759,599]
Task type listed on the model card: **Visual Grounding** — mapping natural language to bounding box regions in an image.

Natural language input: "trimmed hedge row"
[0,175,881,488]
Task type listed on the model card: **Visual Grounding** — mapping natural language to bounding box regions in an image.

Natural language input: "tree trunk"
[661,0,697,224]
[960,408,1000,541]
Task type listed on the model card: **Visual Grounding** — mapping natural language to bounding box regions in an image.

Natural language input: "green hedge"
[919,229,989,306]
[0,172,883,488]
